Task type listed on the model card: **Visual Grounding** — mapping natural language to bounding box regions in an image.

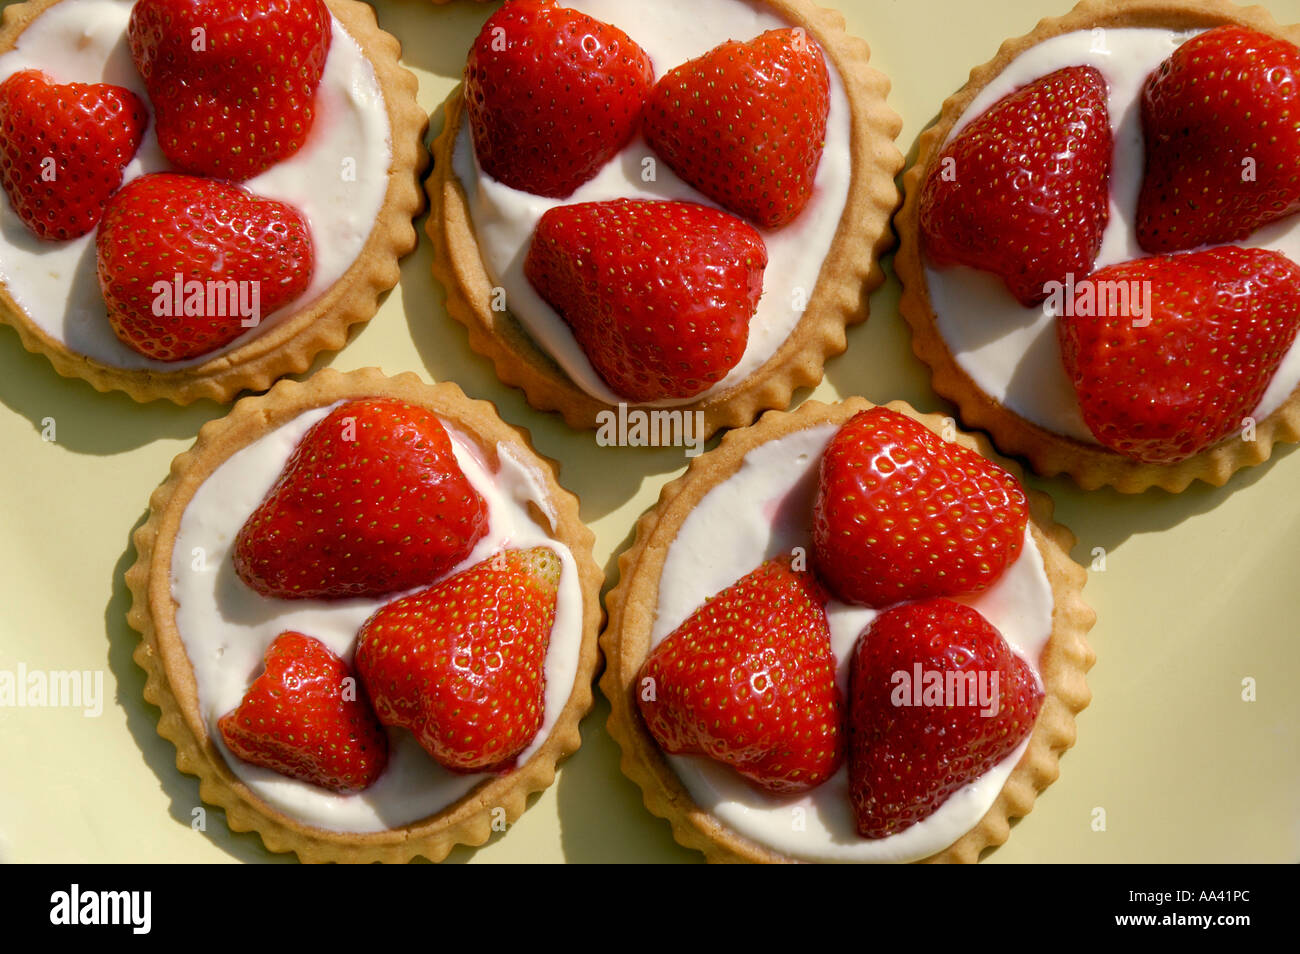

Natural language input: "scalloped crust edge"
[124,367,606,862]
[425,0,903,437]
[0,0,428,406]
[599,396,1096,863]
[894,0,1300,494]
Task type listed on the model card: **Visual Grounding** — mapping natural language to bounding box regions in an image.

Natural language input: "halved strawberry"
[919,66,1112,306]
[848,599,1042,838]
[355,547,560,773]
[642,28,830,228]
[218,631,388,793]
[812,408,1028,608]
[524,198,767,402]
[636,556,843,795]
[96,172,314,361]
[128,0,331,181]
[464,0,654,198]
[1138,26,1300,252]
[1058,246,1300,464]
[0,69,146,241]
[233,399,489,600]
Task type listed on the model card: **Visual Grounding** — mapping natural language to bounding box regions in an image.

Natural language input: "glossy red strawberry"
[234,399,489,600]
[1138,26,1300,252]
[96,172,313,361]
[920,66,1112,306]
[525,198,766,401]
[636,556,843,795]
[848,599,1043,838]
[128,0,331,181]
[464,0,653,198]
[218,631,388,793]
[642,28,830,228]
[812,408,1028,608]
[1058,246,1300,464]
[355,547,560,773]
[0,70,146,241]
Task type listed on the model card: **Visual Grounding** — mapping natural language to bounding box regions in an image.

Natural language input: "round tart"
[0,0,426,404]
[896,0,1300,493]
[428,0,902,436]
[125,368,603,862]
[601,397,1094,863]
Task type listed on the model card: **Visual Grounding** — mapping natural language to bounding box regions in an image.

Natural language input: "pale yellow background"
[0,0,1296,863]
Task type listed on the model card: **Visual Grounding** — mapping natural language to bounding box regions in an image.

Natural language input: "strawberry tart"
[897,0,1300,492]
[428,0,902,435]
[601,397,1094,863]
[0,0,425,404]
[125,367,603,862]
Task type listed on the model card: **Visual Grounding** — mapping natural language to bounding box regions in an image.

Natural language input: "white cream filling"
[650,424,1054,863]
[0,0,392,369]
[451,0,853,407]
[169,404,584,833]
[926,27,1300,443]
